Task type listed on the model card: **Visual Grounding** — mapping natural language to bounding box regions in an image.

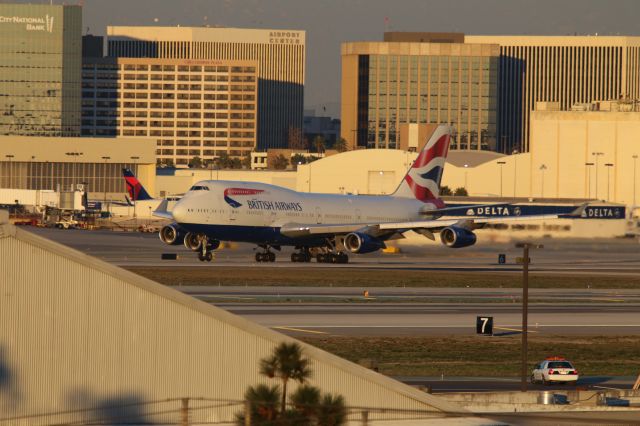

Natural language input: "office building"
[341,40,500,151]
[81,57,257,166]
[0,3,82,137]
[102,26,305,153]
[465,35,640,153]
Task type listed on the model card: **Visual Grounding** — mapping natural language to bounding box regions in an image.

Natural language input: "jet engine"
[344,232,386,254]
[159,224,185,246]
[439,226,477,248]
[184,232,205,251]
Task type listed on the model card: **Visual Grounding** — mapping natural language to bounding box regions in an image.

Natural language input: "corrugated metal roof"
[0,222,467,424]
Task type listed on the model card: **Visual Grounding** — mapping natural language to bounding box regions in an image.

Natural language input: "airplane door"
[315,206,322,224]
[228,206,239,222]
[356,208,362,222]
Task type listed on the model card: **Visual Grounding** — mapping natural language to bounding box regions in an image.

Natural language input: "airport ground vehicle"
[55,218,79,229]
[154,125,579,263]
[531,357,579,385]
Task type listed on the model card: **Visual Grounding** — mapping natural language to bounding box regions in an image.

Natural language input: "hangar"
[0,211,474,424]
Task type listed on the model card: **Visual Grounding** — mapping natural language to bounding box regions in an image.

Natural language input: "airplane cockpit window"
[189,185,210,191]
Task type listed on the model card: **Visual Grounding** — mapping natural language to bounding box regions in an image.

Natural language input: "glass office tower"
[0,3,82,136]
[342,42,500,151]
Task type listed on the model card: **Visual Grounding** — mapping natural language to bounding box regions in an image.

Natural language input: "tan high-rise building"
[103,26,305,153]
[82,57,257,166]
[465,35,640,153]
[341,41,500,152]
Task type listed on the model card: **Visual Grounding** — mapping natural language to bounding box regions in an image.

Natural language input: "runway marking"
[273,326,328,335]
[494,326,539,333]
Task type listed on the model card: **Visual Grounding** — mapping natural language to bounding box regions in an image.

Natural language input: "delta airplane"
[154,125,567,263]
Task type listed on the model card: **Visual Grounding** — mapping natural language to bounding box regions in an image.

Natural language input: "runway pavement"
[212,302,640,337]
[26,227,640,275]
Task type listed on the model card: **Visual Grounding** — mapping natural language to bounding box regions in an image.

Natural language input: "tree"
[440,185,453,196]
[288,126,306,150]
[313,135,326,154]
[236,343,346,426]
[333,137,348,153]
[189,156,203,168]
[237,384,280,425]
[272,154,289,170]
[454,187,469,196]
[259,342,312,415]
[291,154,307,168]
[242,151,253,169]
[317,394,347,426]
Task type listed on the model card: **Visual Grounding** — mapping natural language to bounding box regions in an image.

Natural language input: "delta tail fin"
[122,168,153,201]
[391,125,452,207]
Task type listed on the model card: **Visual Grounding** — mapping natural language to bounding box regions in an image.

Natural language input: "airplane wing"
[152,199,173,219]
[279,214,561,239]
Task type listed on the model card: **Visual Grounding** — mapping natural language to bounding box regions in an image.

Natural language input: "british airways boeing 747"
[154,125,569,263]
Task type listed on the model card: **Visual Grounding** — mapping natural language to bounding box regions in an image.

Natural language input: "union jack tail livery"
[122,168,153,201]
[392,125,452,207]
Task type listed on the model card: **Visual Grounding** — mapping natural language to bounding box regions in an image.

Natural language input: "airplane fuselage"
[171,180,430,246]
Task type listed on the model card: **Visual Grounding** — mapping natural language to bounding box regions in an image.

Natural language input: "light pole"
[605,163,614,201]
[101,156,110,208]
[497,161,506,197]
[512,149,519,197]
[585,162,594,199]
[592,152,604,200]
[633,155,638,206]
[5,154,14,188]
[516,242,544,392]
[539,164,547,198]
[463,164,469,191]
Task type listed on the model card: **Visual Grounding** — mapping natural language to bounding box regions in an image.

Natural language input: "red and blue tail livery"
[122,168,153,201]
[392,126,451,208]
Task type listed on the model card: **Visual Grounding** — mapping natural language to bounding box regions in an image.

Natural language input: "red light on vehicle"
[548,369,554,374]
[572,370,578,375]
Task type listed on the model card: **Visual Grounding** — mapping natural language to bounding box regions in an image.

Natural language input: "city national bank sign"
[0,14,54,33]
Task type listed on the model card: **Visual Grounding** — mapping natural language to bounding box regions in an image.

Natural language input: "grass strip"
[298,335,640,377]
[127,266,640,289]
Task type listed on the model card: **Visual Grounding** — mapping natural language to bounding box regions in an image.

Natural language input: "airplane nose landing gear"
[195,235,219,262]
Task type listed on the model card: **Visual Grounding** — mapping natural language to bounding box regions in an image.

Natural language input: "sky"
[13,0,640,117]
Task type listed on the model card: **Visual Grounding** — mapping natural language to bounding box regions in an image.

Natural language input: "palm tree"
[333,137,348,153]
[236,384,280,425]
[317,394,347,426]
[313,135,326,154]
[259,342,312,414]
[290,384,320,417]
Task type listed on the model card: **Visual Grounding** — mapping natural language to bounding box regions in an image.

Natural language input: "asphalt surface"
[25,227,640,276]
[215,302,640,336]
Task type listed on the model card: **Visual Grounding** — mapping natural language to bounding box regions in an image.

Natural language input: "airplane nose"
[171,200,188,223]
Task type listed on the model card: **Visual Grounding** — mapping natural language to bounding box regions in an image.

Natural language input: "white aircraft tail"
[391,125,452,207]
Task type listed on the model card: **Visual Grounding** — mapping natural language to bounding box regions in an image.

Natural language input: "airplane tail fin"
[122,168,153,201]
[391,125,452,207]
